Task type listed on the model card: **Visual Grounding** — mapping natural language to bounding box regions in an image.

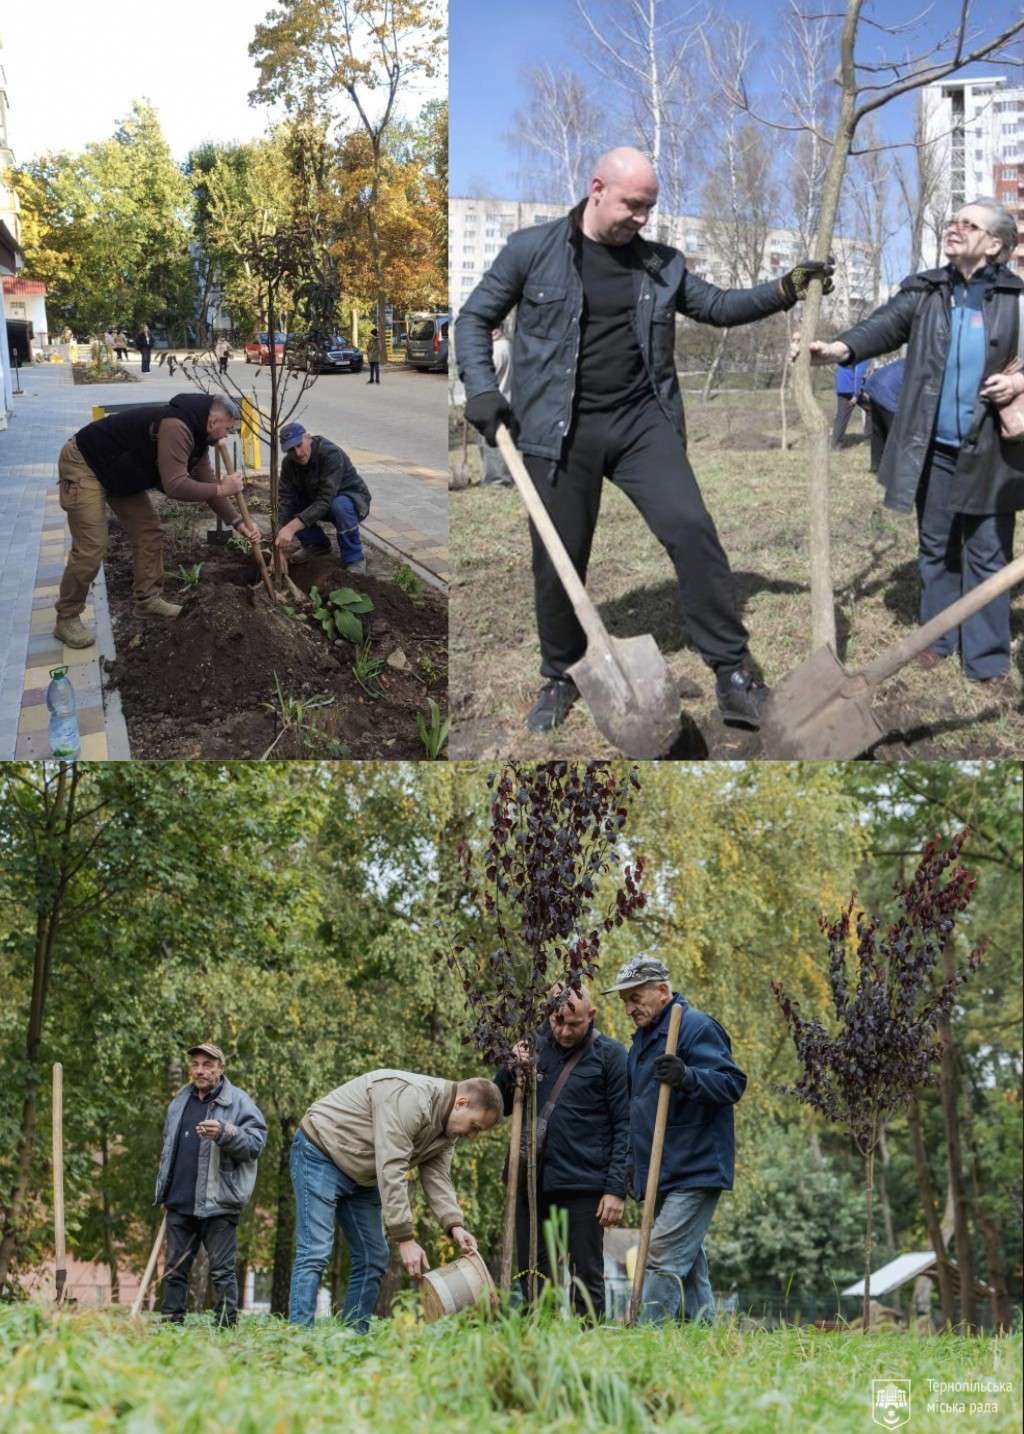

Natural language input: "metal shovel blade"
[567,632,681,758]
[759,644,885,760]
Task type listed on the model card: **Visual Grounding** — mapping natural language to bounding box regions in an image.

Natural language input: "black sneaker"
[716,663,768,729]
[526,679,579,732]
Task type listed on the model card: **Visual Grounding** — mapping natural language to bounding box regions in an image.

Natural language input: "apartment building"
[921,75,1024,271]
[449,196,873,323]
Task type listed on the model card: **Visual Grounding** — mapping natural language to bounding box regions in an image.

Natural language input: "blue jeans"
[638,1188,720,1325]
[915,445,1015,680]
[295,494,366,566]
[288,1128,390,1331]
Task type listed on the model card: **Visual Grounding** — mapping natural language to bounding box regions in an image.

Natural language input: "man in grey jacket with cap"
[605,955,746,1324]
[155,1042,267,1325]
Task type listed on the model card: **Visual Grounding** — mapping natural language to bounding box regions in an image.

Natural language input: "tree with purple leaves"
[772,830,984,1331]
[440,760,647,1296]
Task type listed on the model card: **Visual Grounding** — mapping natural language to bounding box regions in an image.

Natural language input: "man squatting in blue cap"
[274,423,373,575]
[604,953,747,1323]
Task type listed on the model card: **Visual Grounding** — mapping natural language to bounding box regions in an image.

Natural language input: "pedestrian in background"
[136,324,153,373]
[366,328,381,385]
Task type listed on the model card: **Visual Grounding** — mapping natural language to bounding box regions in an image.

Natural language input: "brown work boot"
[54,614,96,648]
[134,594,183,619]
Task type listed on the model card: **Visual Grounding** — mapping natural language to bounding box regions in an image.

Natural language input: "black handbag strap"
[534,1029,595,1139]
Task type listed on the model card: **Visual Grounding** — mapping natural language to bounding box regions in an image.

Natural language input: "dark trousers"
[830,394,857,448]
[524,401,749,679]
[867,401,891,474]
[368,361,380,383]
[515,1190,606,1320]
[140,348,151,373]
[161,1210,240,1325]
[915,443,1016,679]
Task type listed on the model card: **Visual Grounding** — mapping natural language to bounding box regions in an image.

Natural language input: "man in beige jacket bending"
[289,1069,502,1330]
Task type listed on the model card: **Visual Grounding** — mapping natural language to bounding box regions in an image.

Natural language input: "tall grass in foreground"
[0,1303,1020,1433]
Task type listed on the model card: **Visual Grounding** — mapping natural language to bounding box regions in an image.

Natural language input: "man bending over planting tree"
[289,1070,502,1331]
[605,955,746,1324]
[53,394,259,648]
[274,422,372,576]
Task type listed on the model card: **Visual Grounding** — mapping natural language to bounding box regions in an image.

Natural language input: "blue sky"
[451,0,1020,196]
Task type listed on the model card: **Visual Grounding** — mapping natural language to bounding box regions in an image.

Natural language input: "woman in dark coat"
[136,324,153,373]
[802,197,1023,685]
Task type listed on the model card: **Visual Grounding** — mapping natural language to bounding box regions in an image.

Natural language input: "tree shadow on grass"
[870,701,1014,757]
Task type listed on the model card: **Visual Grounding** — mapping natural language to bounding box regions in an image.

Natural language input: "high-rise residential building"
[921,75,1024,271]
[449,196,874,323]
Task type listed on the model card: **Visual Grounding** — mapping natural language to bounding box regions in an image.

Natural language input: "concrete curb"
[92,563,132,759]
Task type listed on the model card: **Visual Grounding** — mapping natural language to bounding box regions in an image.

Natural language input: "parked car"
[292,334,364,374]
[244,331,288,364]
[405,314,449,372]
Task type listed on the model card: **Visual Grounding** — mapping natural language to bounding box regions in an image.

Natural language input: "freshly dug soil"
[72,364,138,385]
[103,528,447,759]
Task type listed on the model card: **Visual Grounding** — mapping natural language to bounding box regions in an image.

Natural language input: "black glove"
[653,1054,688,1089]
[780,256,836,304]
[465,389,517,447]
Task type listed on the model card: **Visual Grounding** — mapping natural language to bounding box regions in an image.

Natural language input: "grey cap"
[602,955,671,994]
[187,1042,225,1063]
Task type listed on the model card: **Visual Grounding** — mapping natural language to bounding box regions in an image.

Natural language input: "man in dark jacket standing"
[54,393,258,648]
[456,145,833,734]
[275,423,372,575]
[800,198,1023,686]
[495,984,629,1319]
[155,1042,267,1326]
[605,954,746,1324]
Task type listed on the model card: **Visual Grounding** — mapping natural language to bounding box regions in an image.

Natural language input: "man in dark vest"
[155,1042,267,1326]
[457,145,834,735]
[53,394,259,648]
[605,954,746,1324]
[494,982,629,1319]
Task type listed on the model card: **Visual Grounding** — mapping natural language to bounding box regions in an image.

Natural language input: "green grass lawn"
[1,1305,1020,1433]
[449,391,1024,759]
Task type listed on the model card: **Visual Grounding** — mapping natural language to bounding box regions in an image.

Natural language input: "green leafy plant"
[261,673,339,758]
[176,562,203,590]
[415,698,449,758]
[393,563,425,604]
[352,641,386,698]
[417,652,447,688]
[227,531,253,556]
[309,584,374,644]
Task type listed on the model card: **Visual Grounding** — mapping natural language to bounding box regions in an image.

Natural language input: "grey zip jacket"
[154,1076,267,1217]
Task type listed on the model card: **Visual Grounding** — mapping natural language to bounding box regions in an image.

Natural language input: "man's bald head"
[548,981,597,1048]
[583,146,659,246]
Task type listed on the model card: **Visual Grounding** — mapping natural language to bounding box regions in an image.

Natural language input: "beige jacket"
[301,1070,462,1241]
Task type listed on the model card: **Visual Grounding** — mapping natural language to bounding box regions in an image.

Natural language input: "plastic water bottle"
[46,667,80,760]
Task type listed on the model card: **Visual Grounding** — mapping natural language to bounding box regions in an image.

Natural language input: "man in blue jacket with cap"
[604,954,746,1324]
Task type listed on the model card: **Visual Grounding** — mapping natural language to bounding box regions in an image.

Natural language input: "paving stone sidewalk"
[0,364,446,760]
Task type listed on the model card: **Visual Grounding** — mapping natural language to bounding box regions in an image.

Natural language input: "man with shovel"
[289,1070,502,1331]
[53,393,259,648]
[456,145,833,733]
[154,1042,267,1327]
[605,955,746,1324]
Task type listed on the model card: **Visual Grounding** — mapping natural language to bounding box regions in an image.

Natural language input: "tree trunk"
[877,1125,895,1250]
[779,312,791,451]
[373,1246,404,1318]
[269,1116,295,1317]
[960,1062,1013,1330]
[99,1127,120,1304]
[938,942,976,1331]
[330,1234,347,1315]
[526,1070,539,1305]
[862,1143,874,1331]
[266,284,281,561]
[790,2,865,651]
[499,1083,524,1293]
[908,1095,956,1326]
[701,328,729,401]
[0,764,78,1297]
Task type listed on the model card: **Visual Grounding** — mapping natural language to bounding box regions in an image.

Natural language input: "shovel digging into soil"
[495,424,681,758]
[760,551,1024,759]
[215,441,306,608]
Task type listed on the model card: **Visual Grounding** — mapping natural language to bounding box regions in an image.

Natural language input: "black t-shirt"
[577,235,649,414]
[165,1084,219,1214]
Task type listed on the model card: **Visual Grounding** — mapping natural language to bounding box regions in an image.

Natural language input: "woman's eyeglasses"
[944,217,991,235]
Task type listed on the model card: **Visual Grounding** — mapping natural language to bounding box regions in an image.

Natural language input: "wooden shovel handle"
[860,551,1024,687]
[216,440,277,603]
[499,1081,525,1294]
[52,1063,66,1304]
[495,424,608,645]
[131,1214,167,1317]
[627,1002,683,1324]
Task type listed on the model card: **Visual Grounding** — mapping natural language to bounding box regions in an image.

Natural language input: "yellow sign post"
[241,397,262,470]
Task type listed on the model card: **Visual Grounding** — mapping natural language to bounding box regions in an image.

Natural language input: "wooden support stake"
[52,1063,66,1305]
[499,1082,525,1294]
[131,1215,167,1318]
[626,1002,683,1325]
[216,440,278,604]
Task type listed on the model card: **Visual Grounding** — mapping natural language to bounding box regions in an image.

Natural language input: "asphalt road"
[230,360,447,471]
